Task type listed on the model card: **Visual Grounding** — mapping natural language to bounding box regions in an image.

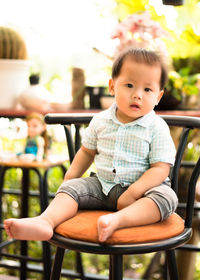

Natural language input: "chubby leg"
[98,197,160,242]
[4,193,78,241]
[4,175,106,241]
[98,183,178,242]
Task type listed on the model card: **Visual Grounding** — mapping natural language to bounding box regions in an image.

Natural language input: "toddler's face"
[27,118,45,138]
[109,58,164,123]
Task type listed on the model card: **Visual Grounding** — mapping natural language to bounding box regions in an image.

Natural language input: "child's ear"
[156,90,164,105]
[109,78,115,96]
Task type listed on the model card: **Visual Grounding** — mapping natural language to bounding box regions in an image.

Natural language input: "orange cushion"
[55,210,184,245]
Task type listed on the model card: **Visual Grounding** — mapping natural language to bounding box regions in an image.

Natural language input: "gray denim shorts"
[56,175,178,221]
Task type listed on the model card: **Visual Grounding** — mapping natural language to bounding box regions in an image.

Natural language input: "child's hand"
[117,189,137,210]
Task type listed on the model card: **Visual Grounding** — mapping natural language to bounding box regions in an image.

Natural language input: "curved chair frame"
[45,114,200,280]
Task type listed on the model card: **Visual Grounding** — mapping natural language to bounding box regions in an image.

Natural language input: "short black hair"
[112,48,168,90]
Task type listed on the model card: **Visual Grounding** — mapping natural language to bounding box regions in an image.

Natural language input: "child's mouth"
[130,104,140,110]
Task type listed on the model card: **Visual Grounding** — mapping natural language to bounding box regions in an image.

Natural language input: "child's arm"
[36,136,45,161]
[117,162,170,210]
[64,145,96,181]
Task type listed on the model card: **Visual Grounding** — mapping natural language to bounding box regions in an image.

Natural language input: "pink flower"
[111,23,126,40]
[111,11,170,58]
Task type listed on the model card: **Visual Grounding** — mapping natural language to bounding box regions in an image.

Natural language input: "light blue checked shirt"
[82,103,176,195]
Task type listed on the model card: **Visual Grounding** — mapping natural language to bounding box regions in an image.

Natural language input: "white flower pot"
[0,59,30,109]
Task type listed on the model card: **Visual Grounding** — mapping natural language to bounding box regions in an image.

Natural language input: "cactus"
[0,26,27,59]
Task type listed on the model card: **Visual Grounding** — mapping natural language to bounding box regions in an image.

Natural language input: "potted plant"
[0,26,30,109]
[156,68,199,110]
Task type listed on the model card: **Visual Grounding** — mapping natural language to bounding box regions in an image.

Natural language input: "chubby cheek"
[115,96,125,109]
[115,91,128,103]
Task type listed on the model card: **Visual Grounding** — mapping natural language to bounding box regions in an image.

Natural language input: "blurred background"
[1,0,200,105]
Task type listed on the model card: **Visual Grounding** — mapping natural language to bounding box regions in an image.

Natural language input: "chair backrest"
[160,116,200,228]
[45,113,200,229]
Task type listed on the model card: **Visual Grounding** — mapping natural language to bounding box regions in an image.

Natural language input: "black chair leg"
[42,241,52,280]
[166,250,178,280]
[50,247,65,280]
[76,252,86,280]
[109,254,123,280]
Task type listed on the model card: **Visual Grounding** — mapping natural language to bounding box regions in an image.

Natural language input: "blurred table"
[0,108,200,119]
[0,158,66,280]
[0,158,66,217]
[0,109,101,119]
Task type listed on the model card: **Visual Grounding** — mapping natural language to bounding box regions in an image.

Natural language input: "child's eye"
[126,83,133,88]
[144,88,152,92]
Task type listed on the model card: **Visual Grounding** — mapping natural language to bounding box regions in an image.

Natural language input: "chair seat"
[55,210,184,245]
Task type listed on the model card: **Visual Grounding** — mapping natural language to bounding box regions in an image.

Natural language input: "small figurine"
[18,113,48,162]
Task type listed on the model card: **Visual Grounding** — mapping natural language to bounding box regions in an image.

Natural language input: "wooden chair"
[45,113,200,280]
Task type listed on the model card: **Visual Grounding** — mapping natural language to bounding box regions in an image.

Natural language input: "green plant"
[165,67,199,101]
[0,26,27,59]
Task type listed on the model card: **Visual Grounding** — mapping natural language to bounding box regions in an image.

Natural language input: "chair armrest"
[45,113,94,125]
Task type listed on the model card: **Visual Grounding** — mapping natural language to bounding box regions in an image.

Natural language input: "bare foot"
[97,213,119,242]
[4,216,54,241]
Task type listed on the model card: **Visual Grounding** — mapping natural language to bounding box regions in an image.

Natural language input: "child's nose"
[132,90,142,100]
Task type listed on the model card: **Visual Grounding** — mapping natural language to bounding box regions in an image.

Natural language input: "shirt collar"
[105,102,156,127]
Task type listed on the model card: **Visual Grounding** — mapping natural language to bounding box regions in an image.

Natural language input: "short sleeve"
[149,119,176,166]
[81,116,98,150]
